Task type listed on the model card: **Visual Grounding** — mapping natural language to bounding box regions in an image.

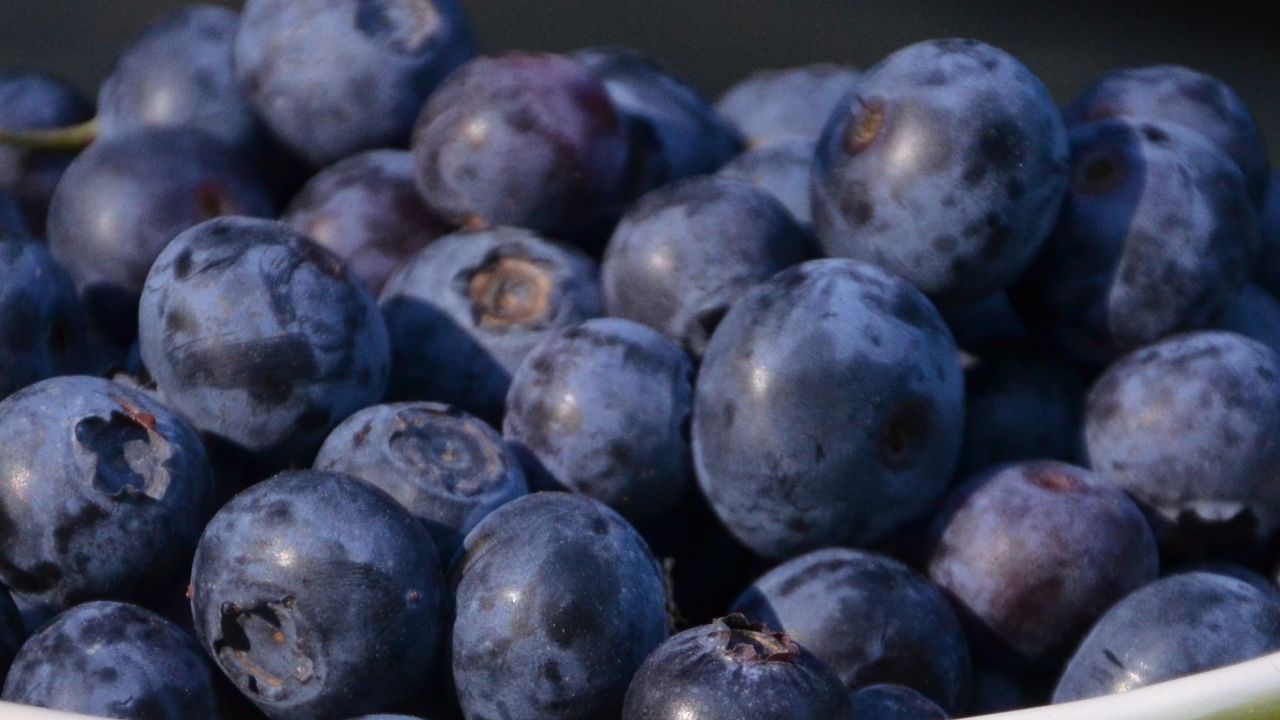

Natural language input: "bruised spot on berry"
[844,98,887,156]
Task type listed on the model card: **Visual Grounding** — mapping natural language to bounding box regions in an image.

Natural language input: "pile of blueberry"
[3,2,1280,719]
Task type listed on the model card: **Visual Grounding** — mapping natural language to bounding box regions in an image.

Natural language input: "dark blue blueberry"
[235,0,475,167]
[693,259,964,558]
[138,217,390,466]
[620,614,852,720]
[1053,572,1280,702]
[602,176,810,357]
[379,227,603,424]
[1175,563,1280,605]
[928,461,1158,668]
[451,492,670,720]
[314,401,528,560]
[0,189,22,238]
[0,601,217,719]
[48,127,274,349]
[958,347,1087,477]
[1083,331,1280,559]
[98,4,268,153]
[1215,284,1280,358]
[1063,65,1270,207]
[731,548,971,712]
[0,71,92,233]
[0,587,21,684]
[1257,174,1280,296]
[284,150,452,295]
[411,53,630,238]
[1011,120,1259,365]
[849,685,949,720]
[939,292,1030,356]
[0,240,87,399]
[812,39,1068,304]
[716,63,860,148]
[503,318,694,526]
[573,46,742,191]
[191,470,445,720]
[717,139,817,230]
[0,376,215,627]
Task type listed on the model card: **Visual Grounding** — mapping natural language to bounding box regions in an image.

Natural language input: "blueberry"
[1083,331,1280,558]
[411,53,630,238]
[139,217,390,466]
[1011,120,1259,364]
[314,401,528,560]
[574,46,742,191]
[849,684,949,720]
[812,39,1068,304]
[938,293,1030,356]
[693,259,964,558]
[620,614,852,720]
[1175,563,1280,605]
[1257,174,1280,296]
[0,240,87,398]
[0,189,22,238]
[716,63,861,148]
[731,548,971,712]
[284,150,453,295]
[1215,284,1280,358]
[958,347,1087,477]
[235,0,475,167]
[1054,572,1280,702]
[0,587,21,684]
[191,470,445,720]
[717,139,818,229]
[48,127,274,349]
[928,461,1158,668]
[451,493,670,720]
[1063,65,1270,207]
[380,227,603,423]
[503,318,694,526]
[0,376,215,627]
[0,71,92,232]
[98,4,267,153]
[602,176,811,357]
[1,601,217,719]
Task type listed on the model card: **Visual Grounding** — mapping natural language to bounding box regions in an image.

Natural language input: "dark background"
[1,1,1276,163]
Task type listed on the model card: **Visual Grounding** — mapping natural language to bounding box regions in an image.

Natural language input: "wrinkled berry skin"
[98,4,267,152]
[0,376,215,625]
[48,128,274,348]
[0,72,92,233]
[718,140,817,229]
[191,471,445,720]
[1054,573,1280,702]
[693,259,964,558]
[1216,284,1280,358]
[850,685,949,720]
[1063,65,1270,207]
[602,176,810,357]
[411,53,630,237]
[731,548,971,712]
[1083,331,1280,556]
[1011,120,1258,365]
[1258,175,1280,296]
[235,0,475,167]
[574,46,742,191]
[812,39,1068,304]
[620,615,852,720]
[138,217,390,466]
[314,401,528,560]
[1,601,218,720]
[284,150,452,295]
[0,241,88,398]
[380,227,603,423]
[716,64,861,148]
[451,493,670,720]
[958,348,1087,477]
[0,588,21,682]
[504,318,694,526]
[928,461,1159,668]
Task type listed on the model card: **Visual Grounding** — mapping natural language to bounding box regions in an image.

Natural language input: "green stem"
[0,117,100,152]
